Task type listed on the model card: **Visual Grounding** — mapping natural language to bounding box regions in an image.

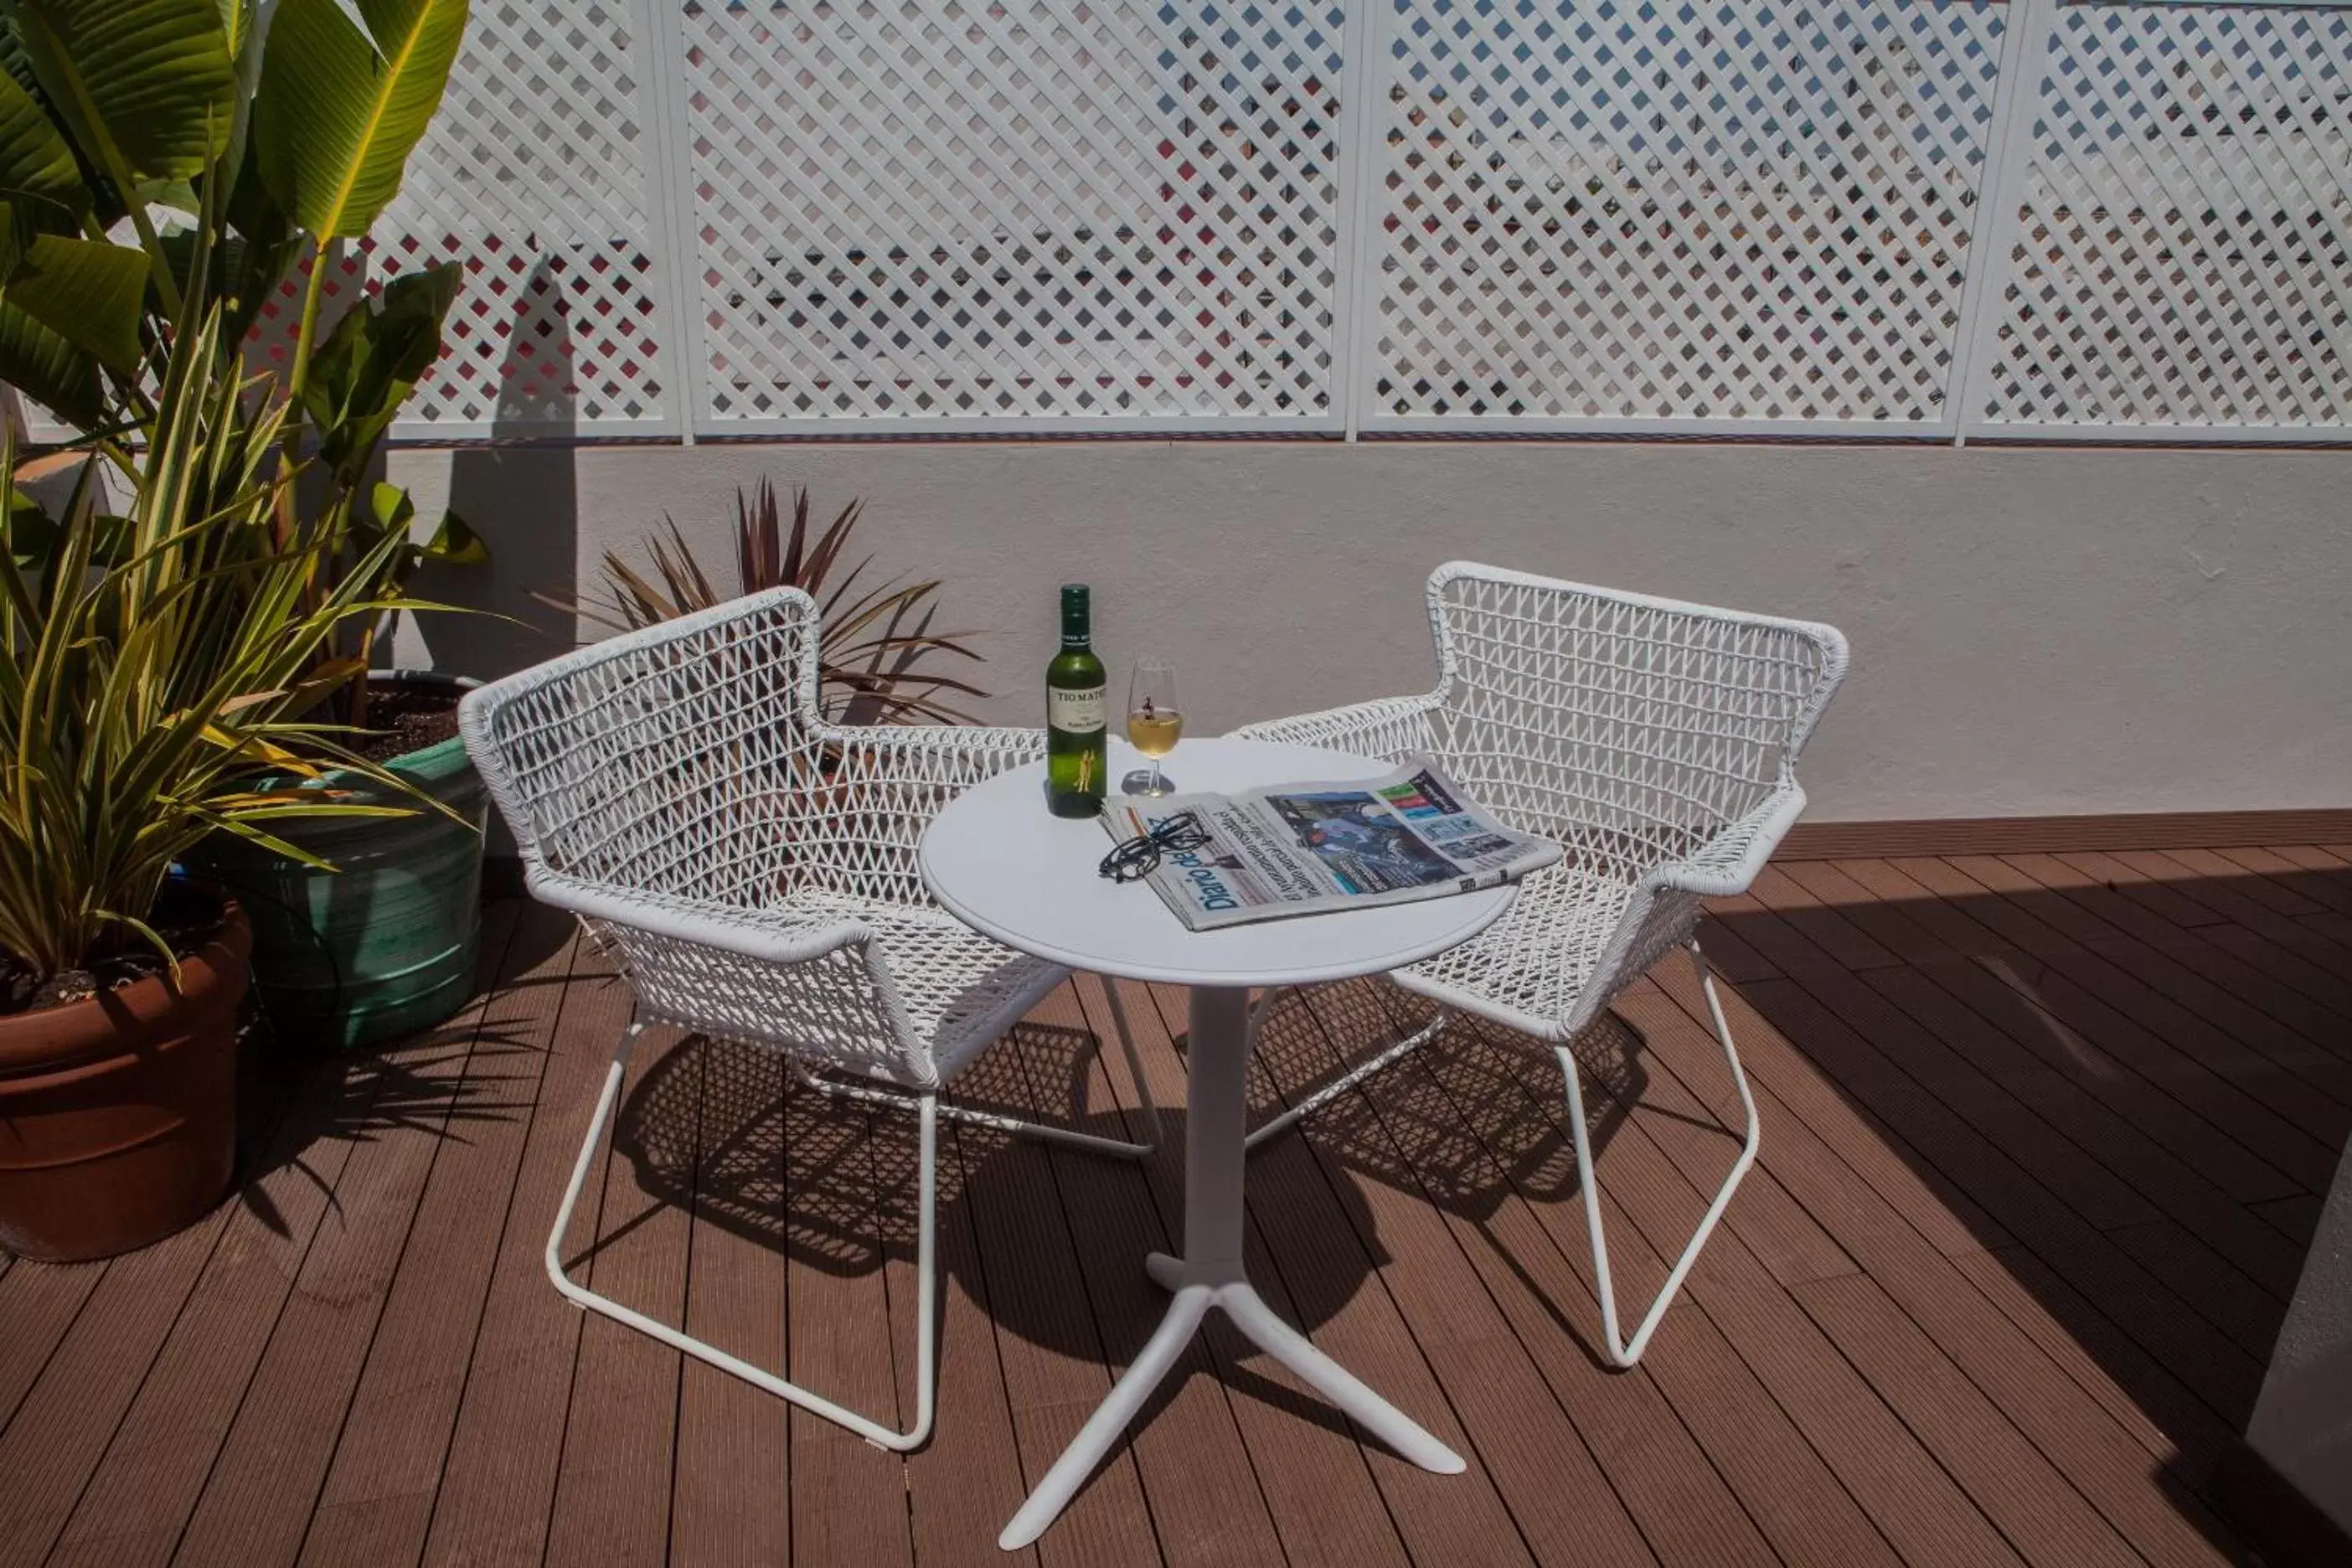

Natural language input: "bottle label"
[1049,684,1106,733]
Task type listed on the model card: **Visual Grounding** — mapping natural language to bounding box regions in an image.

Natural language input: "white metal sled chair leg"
[1240,985,1452,1153]
[1559,941,1760,1368]
[547,1019,944,1449]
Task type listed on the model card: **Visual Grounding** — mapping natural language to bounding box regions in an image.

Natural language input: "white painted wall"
[387,439,2352,823]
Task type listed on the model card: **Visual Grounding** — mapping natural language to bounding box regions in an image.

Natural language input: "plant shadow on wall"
[418,256,580,685]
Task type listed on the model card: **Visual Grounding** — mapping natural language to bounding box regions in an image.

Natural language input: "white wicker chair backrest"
[462,588,823,910]
[1423,563,1849,886]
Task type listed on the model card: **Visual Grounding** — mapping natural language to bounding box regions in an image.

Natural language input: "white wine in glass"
[1123,658,1182,797]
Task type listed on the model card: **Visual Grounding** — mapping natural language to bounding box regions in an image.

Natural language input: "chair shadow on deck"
[1240,977,1669,1374]
[560,1009,1387,1431]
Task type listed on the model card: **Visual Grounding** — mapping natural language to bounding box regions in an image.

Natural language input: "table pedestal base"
[998,986,1464,1551]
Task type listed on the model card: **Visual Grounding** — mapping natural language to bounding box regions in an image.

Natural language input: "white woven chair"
[1233,561,1847,1367]
[457,586,1159,1449]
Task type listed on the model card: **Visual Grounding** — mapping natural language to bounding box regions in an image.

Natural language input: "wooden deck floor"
[4,843,2349,1567]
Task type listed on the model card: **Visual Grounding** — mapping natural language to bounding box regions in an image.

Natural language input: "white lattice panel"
[1974,2,2352,431]
[672,0,1345,427]
[369,0,671,436]
[1366,0,2006,427]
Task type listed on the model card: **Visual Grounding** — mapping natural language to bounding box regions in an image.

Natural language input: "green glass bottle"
[1045,584,1107,818]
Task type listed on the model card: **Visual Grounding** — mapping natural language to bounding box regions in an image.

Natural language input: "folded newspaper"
[1099,755,1561,931]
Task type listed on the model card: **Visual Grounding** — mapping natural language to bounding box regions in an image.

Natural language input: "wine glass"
[1123,658,1183,797]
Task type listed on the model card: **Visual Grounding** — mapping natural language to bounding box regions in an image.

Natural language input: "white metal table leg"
[998,986,1462,1551]
[1559,940,1760,1369]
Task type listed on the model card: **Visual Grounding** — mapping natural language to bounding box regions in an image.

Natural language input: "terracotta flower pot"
[0,900,250,1262]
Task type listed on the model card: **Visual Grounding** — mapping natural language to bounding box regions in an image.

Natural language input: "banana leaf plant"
[0,0,481,726]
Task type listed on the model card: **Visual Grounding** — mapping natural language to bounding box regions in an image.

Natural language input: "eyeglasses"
[1097,809,1211,883]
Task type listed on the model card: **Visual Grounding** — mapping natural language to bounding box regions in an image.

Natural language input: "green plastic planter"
[191,673,489,1051]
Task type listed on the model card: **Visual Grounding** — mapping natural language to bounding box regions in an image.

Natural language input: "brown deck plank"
[295,909,580,1568]
[2249,1193,2325,1250]
[50,905,534,1568]
[1326,998,1788,1568]
[539,1021,696,1568]
[664,1039,792,1568]
[165,913,534,1568]
[0,1258,102,1436]
[1881,858,2350,1172]
[1775,863,2284,1253]
[2098,849,2352,1019]
[1790,1274,2143,1568]
[1817,859,2307,1205]
[1677,963,2267,1428]
[1859,859,2339,1194]
[1516,1024,2026,1568]
[779,1079,916,1568]
[1141,979,1546,1568]
[1626,970,2253,1567]
[2174,847,2332,918]
[1740,885,2159,1233]
[5,822,2329,1568]
[2244,845,2352,919]
[1991,854,2352,1079]
[1738,875,2308,1304]
[1013,981,1288,1568]
[1935,855,2352,1116]
[1520,981,2089,1568]
[418,946,636,1568]
[0,1222,230,1568]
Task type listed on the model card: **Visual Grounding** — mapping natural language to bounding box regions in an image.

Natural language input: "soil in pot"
[0,885,250,1261]
[187,672,489,1053]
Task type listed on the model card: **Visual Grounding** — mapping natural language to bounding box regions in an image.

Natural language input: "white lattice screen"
[1364,0,2008,429]
[670,0,1348,430]
[15,0,2352,443]
[1971,1,2352,432]
[373,0,673,437]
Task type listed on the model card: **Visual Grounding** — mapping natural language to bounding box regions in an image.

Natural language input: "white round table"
[921,736,1515,1550]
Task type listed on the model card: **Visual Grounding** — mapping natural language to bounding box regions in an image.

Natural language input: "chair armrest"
[525,866,876,967]
[820,725,1044,815]
[1229,690,1447,762]
[1643,783,1808,899]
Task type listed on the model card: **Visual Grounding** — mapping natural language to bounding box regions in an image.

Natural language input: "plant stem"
[286,239,333,417]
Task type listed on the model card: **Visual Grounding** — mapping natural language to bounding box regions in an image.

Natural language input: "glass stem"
[1148,759,1163,795]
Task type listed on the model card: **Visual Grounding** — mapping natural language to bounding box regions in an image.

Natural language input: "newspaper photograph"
[1099,755,1560,931]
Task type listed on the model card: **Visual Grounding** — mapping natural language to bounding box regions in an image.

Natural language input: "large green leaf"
[6,231,144,372]
[254,0,467,238]
[0,66,79,219]
[8,0,236,183]
[0,292,99,426]
[301,260,456,477]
